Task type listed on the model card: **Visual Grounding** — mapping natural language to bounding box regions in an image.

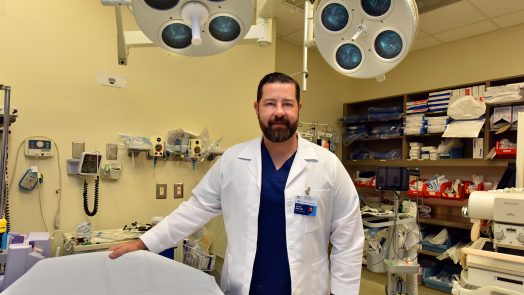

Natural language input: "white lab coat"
[141,136,364,295]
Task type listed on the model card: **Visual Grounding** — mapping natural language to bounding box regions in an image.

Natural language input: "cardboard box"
[473,138,483,159]
[512,105,524,127]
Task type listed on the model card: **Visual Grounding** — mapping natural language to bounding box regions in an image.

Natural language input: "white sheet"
[2,250,223,295]
[442,119,485,138]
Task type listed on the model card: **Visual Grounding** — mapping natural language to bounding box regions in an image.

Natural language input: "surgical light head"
[314,0,418,79]
[131,0,254,56]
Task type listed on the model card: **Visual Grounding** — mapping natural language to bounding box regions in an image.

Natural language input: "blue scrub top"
[249,142,296,295]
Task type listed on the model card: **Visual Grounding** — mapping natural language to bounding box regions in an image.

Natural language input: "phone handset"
[79,152,102,216]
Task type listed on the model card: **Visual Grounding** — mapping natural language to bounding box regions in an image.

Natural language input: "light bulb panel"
[132,0,254,56]
[314,0,418,79]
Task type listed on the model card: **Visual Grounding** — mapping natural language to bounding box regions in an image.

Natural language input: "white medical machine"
[24,137,54,157]
[0,232,50,291]
[453,190,524,295]
[363,167,419,295]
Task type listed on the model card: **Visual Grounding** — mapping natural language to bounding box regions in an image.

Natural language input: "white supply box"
[473,138,484,159]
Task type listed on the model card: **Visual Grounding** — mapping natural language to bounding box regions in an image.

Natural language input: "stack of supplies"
[343,125,369,146]
[405,114,427,135]
[341,114,367,124]
[427,90,452,113]
[406,99,428,114]
[421,146,438,160]
[484,82,524,105]
[369,123,403,138]
[426,116,449,134]
[367,106,403,121]
[409,142,424,159]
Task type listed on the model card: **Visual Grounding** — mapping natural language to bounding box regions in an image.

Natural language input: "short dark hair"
[256,72,300,103]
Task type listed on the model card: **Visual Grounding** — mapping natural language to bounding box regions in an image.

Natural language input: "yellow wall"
[0,1,276,239]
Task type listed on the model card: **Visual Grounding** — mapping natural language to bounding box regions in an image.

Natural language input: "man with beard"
[109,72,364,295]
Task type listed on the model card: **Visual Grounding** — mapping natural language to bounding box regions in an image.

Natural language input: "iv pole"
[0,85,11,218]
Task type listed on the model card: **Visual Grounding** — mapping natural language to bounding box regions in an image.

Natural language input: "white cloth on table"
[2,250,223,295]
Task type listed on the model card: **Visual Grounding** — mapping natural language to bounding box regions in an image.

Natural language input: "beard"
[259,115,298,143]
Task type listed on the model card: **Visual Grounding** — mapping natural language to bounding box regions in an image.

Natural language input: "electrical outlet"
[72,141,85,159]
[106,143,118,160]
[156,183,167,199]
[149,136,164,157]
[174,183,183,199]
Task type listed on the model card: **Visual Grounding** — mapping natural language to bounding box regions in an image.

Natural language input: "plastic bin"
[365,249,387,273]
[180,242,216,272]
[423,263,461,293]
[420,228,463,254]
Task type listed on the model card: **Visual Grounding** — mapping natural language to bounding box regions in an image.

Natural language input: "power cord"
[35,155,48,232]
[5,136,63,231]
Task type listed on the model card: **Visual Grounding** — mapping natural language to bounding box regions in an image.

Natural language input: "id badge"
[294,194,318,216]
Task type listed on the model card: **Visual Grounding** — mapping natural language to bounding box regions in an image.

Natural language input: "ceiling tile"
[468,0,524,17]
[416,28,428,38]
[433,20,498,43]
[274,3,305,36]
[419,1,486,34]
[411,36,442,51]
[492,9,524,28]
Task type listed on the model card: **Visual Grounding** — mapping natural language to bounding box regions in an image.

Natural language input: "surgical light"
[320,3,350,32]
[314,0,418,79]
[131,0,254,56]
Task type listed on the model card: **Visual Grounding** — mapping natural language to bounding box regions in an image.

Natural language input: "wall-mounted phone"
[149,136,164,157]
[24,137,54,157]
[79,152,102,175]
[78,152,102,217]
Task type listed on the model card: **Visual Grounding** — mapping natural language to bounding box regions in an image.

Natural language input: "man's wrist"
[136,238,148,250]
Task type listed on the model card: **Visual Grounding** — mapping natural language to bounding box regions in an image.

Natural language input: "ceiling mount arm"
[243,17,273,47]
[301,0,316,92]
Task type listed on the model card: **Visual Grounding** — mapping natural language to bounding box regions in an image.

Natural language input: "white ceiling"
[274,0,524,51]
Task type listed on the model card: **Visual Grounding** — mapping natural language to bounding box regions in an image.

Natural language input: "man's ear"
[253,101,259,115]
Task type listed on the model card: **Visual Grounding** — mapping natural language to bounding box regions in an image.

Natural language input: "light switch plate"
[174,183,183,199]
[156,183,167,199]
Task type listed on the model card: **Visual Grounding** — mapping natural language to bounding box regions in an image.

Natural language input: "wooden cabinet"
[342,74,524,168]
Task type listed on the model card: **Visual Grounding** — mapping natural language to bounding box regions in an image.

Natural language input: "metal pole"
[0,85,11,217]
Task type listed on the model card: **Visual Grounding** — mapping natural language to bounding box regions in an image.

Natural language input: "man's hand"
[108,239,147,259]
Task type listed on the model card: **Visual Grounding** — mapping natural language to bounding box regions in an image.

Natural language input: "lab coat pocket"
[304,188,330,233]
[310,256,329,294]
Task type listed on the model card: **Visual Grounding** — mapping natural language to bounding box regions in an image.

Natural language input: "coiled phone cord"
[83,176,99,216]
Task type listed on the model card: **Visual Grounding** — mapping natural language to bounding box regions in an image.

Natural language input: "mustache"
[269,117,290,126]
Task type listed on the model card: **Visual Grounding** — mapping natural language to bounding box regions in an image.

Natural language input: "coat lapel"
[286,136,318,187]
[236,137,263,190]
